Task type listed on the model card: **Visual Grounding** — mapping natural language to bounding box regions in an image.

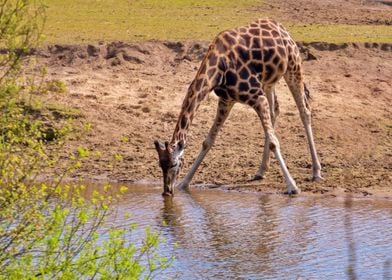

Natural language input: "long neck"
[170,58,220,145]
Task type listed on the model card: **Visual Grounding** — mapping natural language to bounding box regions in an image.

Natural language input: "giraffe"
[154,19,322,196]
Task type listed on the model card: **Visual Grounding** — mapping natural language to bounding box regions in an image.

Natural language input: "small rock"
[307,51,317,60]
[110,57,122,66]
[142,107,151,113]
[87,44,100,56]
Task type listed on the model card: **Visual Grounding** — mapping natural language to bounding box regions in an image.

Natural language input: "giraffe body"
[155,19,322,196]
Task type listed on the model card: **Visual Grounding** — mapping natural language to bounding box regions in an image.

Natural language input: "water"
[108,185,392,279]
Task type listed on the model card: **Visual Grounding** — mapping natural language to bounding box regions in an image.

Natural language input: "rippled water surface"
[108,185,392,279]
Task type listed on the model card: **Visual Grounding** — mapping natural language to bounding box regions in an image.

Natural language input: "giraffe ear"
[164,141,170,150]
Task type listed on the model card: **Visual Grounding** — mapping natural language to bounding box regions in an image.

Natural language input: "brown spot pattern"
[171,19,303,145]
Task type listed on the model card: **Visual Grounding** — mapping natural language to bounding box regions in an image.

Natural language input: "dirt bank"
[37,39,391,197]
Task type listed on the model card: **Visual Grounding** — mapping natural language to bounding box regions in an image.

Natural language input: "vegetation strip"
[42,0,392,44]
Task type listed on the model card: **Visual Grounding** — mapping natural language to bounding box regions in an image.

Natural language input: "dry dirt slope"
[39,41,392,197]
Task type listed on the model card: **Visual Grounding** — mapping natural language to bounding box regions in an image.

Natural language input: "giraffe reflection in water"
[104,185,392,279]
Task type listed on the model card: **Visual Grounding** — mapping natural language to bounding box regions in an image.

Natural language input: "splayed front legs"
[177,98,234,190]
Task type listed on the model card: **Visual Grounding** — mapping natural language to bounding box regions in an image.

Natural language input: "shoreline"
[31,39,391,198]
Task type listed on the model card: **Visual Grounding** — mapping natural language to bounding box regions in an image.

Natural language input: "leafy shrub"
[0,1,172,278]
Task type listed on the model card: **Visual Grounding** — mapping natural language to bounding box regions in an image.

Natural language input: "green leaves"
[77,146,90,158]
[1,181,174,279]
[0,0,45,82]
[0,1,173,279]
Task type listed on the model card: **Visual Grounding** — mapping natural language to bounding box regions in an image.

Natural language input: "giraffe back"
[204,19,302,94]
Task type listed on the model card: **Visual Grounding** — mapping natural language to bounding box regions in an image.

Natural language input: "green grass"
[43,0,259,43]
[289,24,392,44]
[43,0,392,44]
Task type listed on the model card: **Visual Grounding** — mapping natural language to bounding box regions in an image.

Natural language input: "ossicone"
[177,139,185,150]
[154,140,163,151]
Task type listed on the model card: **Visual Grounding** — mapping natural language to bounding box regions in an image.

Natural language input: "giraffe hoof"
[284,188,301,195]
[162,191,173,197]
[312,176,324,182]
[251,174,264,181]
[176,181,189,190]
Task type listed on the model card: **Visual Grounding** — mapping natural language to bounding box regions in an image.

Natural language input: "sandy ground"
[37,0,392,197]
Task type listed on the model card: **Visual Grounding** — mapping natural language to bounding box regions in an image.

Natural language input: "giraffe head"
[154,140,185,196]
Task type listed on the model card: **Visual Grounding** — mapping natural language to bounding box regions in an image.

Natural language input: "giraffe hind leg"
[252,94,299,194]
[284,73,322,181]
[304,82,311,100]
[253,85,279,180]
[304,82,312,109]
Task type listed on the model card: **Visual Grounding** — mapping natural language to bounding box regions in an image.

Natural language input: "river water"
[108,185,392,279]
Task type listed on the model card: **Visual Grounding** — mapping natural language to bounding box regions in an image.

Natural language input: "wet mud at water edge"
[103,184,392,279]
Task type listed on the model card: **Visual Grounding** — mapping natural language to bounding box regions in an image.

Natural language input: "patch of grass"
[45,102,82,119]
[43,0,260,43]
[289,24,392,43]
[21,100,82,120]
[43,0,392,44]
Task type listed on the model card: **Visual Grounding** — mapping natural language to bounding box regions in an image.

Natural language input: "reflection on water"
[108,185,392,279]
[344,195,357,280]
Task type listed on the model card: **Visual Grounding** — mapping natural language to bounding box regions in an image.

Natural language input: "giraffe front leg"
[254,85,279,180]
[253,95,299,194]
[177,98,234,190]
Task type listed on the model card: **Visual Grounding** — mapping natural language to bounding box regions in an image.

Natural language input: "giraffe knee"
[304,99,311,111]
[270,110,275,123]
[274,101,280,118]
[268,133,280,152]
[303,107,312,122]
[298,104,312,123]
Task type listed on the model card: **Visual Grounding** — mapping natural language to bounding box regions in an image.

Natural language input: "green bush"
[0,1,173,278]
[0,183,172,279]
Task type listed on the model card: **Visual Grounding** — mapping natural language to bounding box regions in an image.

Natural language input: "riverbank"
[37,40,391,197]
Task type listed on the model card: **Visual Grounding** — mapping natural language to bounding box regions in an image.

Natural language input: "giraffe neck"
[170,79,210,145]
[170,59,220,146]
